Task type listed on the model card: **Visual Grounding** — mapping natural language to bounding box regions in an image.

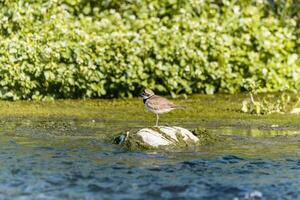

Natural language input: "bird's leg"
[156,114,159,127]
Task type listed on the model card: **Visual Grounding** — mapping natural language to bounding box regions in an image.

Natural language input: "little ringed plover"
[140,89,185,126]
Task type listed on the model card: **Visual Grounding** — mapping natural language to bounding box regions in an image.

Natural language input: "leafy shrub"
[0,0,299,100]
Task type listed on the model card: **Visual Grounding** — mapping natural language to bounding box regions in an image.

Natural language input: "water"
[0,119,300,200]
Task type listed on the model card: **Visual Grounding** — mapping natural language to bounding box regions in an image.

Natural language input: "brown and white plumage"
[140,89,185,126]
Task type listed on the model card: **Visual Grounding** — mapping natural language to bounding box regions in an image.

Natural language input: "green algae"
[191,128,222,145]
[0,93,298,140]
[115,127,222,151]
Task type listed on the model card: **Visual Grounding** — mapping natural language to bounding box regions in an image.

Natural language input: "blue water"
[0,132,300,200]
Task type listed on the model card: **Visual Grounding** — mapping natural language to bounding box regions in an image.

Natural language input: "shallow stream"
[0,118,300,200]
[0,121,300,199]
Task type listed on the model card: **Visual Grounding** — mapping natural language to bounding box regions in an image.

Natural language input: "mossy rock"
[114,126,219,151]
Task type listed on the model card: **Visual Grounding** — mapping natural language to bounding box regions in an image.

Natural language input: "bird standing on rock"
[140,89,185,126]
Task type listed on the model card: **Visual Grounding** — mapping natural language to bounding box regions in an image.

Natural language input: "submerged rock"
[114,126,217,150]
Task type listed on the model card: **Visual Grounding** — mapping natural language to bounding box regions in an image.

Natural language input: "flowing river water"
[0,96,299,200]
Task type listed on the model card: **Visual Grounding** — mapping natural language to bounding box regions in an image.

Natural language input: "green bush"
[0,0,299,100]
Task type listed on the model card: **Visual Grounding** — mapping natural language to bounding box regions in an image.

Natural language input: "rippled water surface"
[0,119,300,200]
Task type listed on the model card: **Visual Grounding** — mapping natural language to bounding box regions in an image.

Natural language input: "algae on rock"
[114,126,219,151]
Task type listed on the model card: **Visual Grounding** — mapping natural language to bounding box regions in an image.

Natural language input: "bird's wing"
[146,95,178,111]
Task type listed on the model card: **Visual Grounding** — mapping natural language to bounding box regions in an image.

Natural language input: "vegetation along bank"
[0,0,299,100]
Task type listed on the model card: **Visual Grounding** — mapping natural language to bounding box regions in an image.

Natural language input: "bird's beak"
[140,93,144,97]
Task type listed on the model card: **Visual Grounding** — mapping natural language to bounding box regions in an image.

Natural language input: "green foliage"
[0,0,299,100]
[241,80,299,115]
[241,93,292,115]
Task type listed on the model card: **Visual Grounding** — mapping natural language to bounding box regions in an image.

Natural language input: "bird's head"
[140,89,155,99]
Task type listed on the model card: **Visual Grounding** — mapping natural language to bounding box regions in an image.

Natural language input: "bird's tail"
[172,105,186,109]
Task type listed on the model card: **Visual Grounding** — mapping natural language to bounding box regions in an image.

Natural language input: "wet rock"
[114,126,217,150]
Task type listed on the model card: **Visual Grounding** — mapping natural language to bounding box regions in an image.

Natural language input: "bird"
[140,89,185,126]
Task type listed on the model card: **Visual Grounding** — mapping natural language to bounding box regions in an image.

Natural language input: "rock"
[290,108,300,114]
[114,126,215,150]
[136,126,199,147]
